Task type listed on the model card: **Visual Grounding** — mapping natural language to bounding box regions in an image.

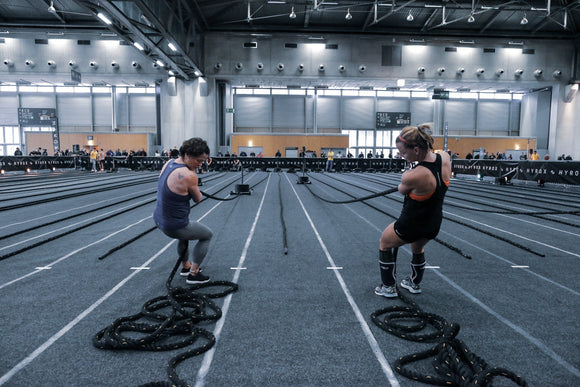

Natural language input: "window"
[0,126,20,156]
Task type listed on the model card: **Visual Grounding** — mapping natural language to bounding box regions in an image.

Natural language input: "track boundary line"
[285,173,401,387]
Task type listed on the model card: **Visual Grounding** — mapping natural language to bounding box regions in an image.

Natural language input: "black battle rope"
[304,183,398,204]
[93,256,238,387]
[98,175,243,260]
[0,190,157,241]
[371,275,527,384]
[0,198,156,261]
[0,175,158,211]
[304,174,473,260]
[278,173,289,255]
[315,173,546,258]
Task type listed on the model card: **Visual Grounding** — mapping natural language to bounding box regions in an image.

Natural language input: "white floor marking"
[284,174,401,387]
[511,265,529,269]
[195,174,271,387]
[0,177,234,385]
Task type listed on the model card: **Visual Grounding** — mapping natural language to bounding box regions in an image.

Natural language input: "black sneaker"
[180,267,191,277]
[186,271,210,284]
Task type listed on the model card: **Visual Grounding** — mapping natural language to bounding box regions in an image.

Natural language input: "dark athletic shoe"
[180,267,190,277]
[400,277,421,294]
[186,271,210,284]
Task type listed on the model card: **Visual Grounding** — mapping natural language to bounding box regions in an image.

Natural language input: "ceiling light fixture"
[346,9,352,20]
[289,6,296,19]
[97,13,112,25]
[48,1,56,14]
[467,13,475,23]
[155,60,164,67]
[406,12,414,22]
[168,42,177,52]
[133,42,144,51]
[520,13,528,25]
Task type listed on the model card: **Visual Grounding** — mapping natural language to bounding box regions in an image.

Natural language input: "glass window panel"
[271,89,288,95]
[382,131,392,147]
[322,90,341,96]
[513,94,523,100]
[0,85,17,92]
[74,87,91,93]
[0,147,4,156]
[0,127,4,143]
[92,87,110,93]
[6,145,18,155]
[235,88,253,95]
[495,93,511,100]
[342,90,358,96]
[359,90,375,97]
[37,86,54,93]
[5,128,13,143]
[393,91,410,98]
[365,130,374,147]
[19,86,38,92]
[289,89,305,95]
[412,91,429,98]
[56,86,74,93]
[391,130,401,147]
[146,87,156,94]
[376,131,383,147]
[253,89,270,95]
[11,127,20,142]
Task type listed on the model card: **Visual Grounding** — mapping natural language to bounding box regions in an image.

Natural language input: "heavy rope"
[278,173,289,255]
[371,273,527,386]
[304,183,398,204]
[93,255,238,387]
[315,173,546,257]
[98,175,242,260]
[304,174,473,260]
[0,198,156,261]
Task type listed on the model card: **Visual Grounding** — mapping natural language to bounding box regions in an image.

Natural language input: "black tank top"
[399,153,448,226]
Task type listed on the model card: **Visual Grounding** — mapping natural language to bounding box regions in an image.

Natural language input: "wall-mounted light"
[417,66,426,73]
[298,64,305,72]
[111,61,119,69]
[552,70,562,78]
[289,6,296,19]
[257,62,264,71]
[97,12,112,25]
[346,9,352,20]
[359,64,367,73]
[68,60,77,68]
[235,62,243,71]
[534,69,543,77]
[338,64,346,72]
[131,61,140,69]
[47,60,56,68]
[495,68,505,76]
[89,61,98,69]
[276,63,285,71]
[456,67,465,75]
[25,59,35,67]
[476,68,485,75]
[214,62,222,70]
[3,59,14,67]
[318,64,325,72]
[437,67,446,74]
[514,68,524,76]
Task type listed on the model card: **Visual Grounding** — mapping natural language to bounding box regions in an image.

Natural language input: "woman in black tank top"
[375,124,451,299]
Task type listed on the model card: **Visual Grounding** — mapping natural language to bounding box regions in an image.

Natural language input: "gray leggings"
[159,221,213,266]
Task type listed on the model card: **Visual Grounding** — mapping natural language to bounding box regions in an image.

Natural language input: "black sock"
[411,253,426,284]
[379,249,396,287]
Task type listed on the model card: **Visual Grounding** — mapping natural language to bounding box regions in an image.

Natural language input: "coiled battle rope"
[93,255,238,387]
[304,184,399,204]
[371,273,527,386]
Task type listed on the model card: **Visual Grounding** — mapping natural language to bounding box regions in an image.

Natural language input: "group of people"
[156,124,449,301]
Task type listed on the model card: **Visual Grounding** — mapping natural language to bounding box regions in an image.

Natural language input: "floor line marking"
[229,267,247,270]
[0,179,234,385]
[326,266,343,270]
[284,174,400,387]
[130,267,151,270]
[511,265,530,269]
[195,174,271,387]
[34,267,51,270]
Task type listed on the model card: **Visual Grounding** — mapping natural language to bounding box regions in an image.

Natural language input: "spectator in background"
[530,150,540,161]
[90,147,99,172]
[257,151,263,158]
[358,152,364,158]
[275,149,282,157]
[170,146,179,158]
[465,152,473,159]
[240,151,247,157]
[325,149,335,172]
[367,151,373,158]
[14,147,23,156]
[565,155,573,160]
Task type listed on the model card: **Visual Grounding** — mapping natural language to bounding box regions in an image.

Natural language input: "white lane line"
[433,270,580,378]
[284,174,400,387]
[0,240,175,386]
[443,211,580,258]
[0,179,233,385]
[0,197,154,251]
[34,267,51,270]
[130,267,151,270]
[441,231,579,296]
[511,265,529,269]
[0,175,241,290]
[195,174,271,387]
[229,267,247,270]
[327,266,343,270]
